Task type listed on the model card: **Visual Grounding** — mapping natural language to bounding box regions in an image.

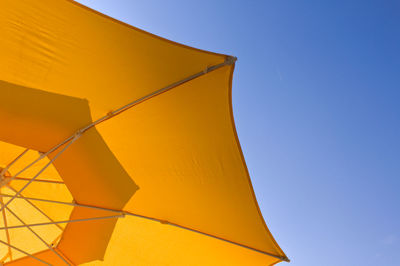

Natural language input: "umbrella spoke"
[0,252,10,263]
[12,177,64,184]
[2,205,70,266]
[0,214,124,230]
[81,56,237,132]
[0,148,29,179]
[0,193,124,214]
[50,232,63,247]
[54,248,75,266]
[0,196,12,262]
[122,211,290,262]
[6,186,64,231]
[0,239,51,265]
[0,133,81,213]
[0,190,285,261]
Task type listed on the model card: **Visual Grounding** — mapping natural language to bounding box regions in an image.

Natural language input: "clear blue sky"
[77,1,400,265]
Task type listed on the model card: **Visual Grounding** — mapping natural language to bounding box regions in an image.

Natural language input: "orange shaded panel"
[0,80,91,152]
[50,128,138,210]
[57,207,121,265]
[5,249,72,266]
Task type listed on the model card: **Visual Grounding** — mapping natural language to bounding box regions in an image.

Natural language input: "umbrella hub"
[0,167,12,188]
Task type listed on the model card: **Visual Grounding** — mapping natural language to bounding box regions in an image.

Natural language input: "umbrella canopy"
[0,0,288,265]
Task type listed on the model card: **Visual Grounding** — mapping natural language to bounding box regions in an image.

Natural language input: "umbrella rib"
[50,232,65,248]
[0,132,81,214]
[0,239,51,265]
[6,185,64,231]
[0,196,12,262]
[0,194,123,214]
[0,252,10,264]
[0,148,29,178]
[77,56,237,134]
[54,248,76,266]
[0,194,289,261]
[3,205,71,266]
[0,215,124,230]
[123,211,290,263]
[12,177,64,184]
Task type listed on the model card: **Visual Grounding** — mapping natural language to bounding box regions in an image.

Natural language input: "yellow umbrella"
[0,0,288,265]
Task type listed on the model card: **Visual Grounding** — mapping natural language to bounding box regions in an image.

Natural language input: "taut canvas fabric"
[0,0,288,265]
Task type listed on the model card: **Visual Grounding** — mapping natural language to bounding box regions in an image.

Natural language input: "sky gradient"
[77,1,400,265]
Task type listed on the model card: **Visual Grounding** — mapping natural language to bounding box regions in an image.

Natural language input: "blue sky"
[77,1,400,265]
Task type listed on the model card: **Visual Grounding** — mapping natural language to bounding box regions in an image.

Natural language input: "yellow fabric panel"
[0,0,225,121]
[9,180,73,224]
[96,66,285,257]
[81,215,281,266]
[0,202,51,259]
[10,180,72,204]
[5,249,72,266]
[0,198,11,262]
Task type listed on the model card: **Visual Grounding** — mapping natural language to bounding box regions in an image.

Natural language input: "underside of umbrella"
[0,0,288,265]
